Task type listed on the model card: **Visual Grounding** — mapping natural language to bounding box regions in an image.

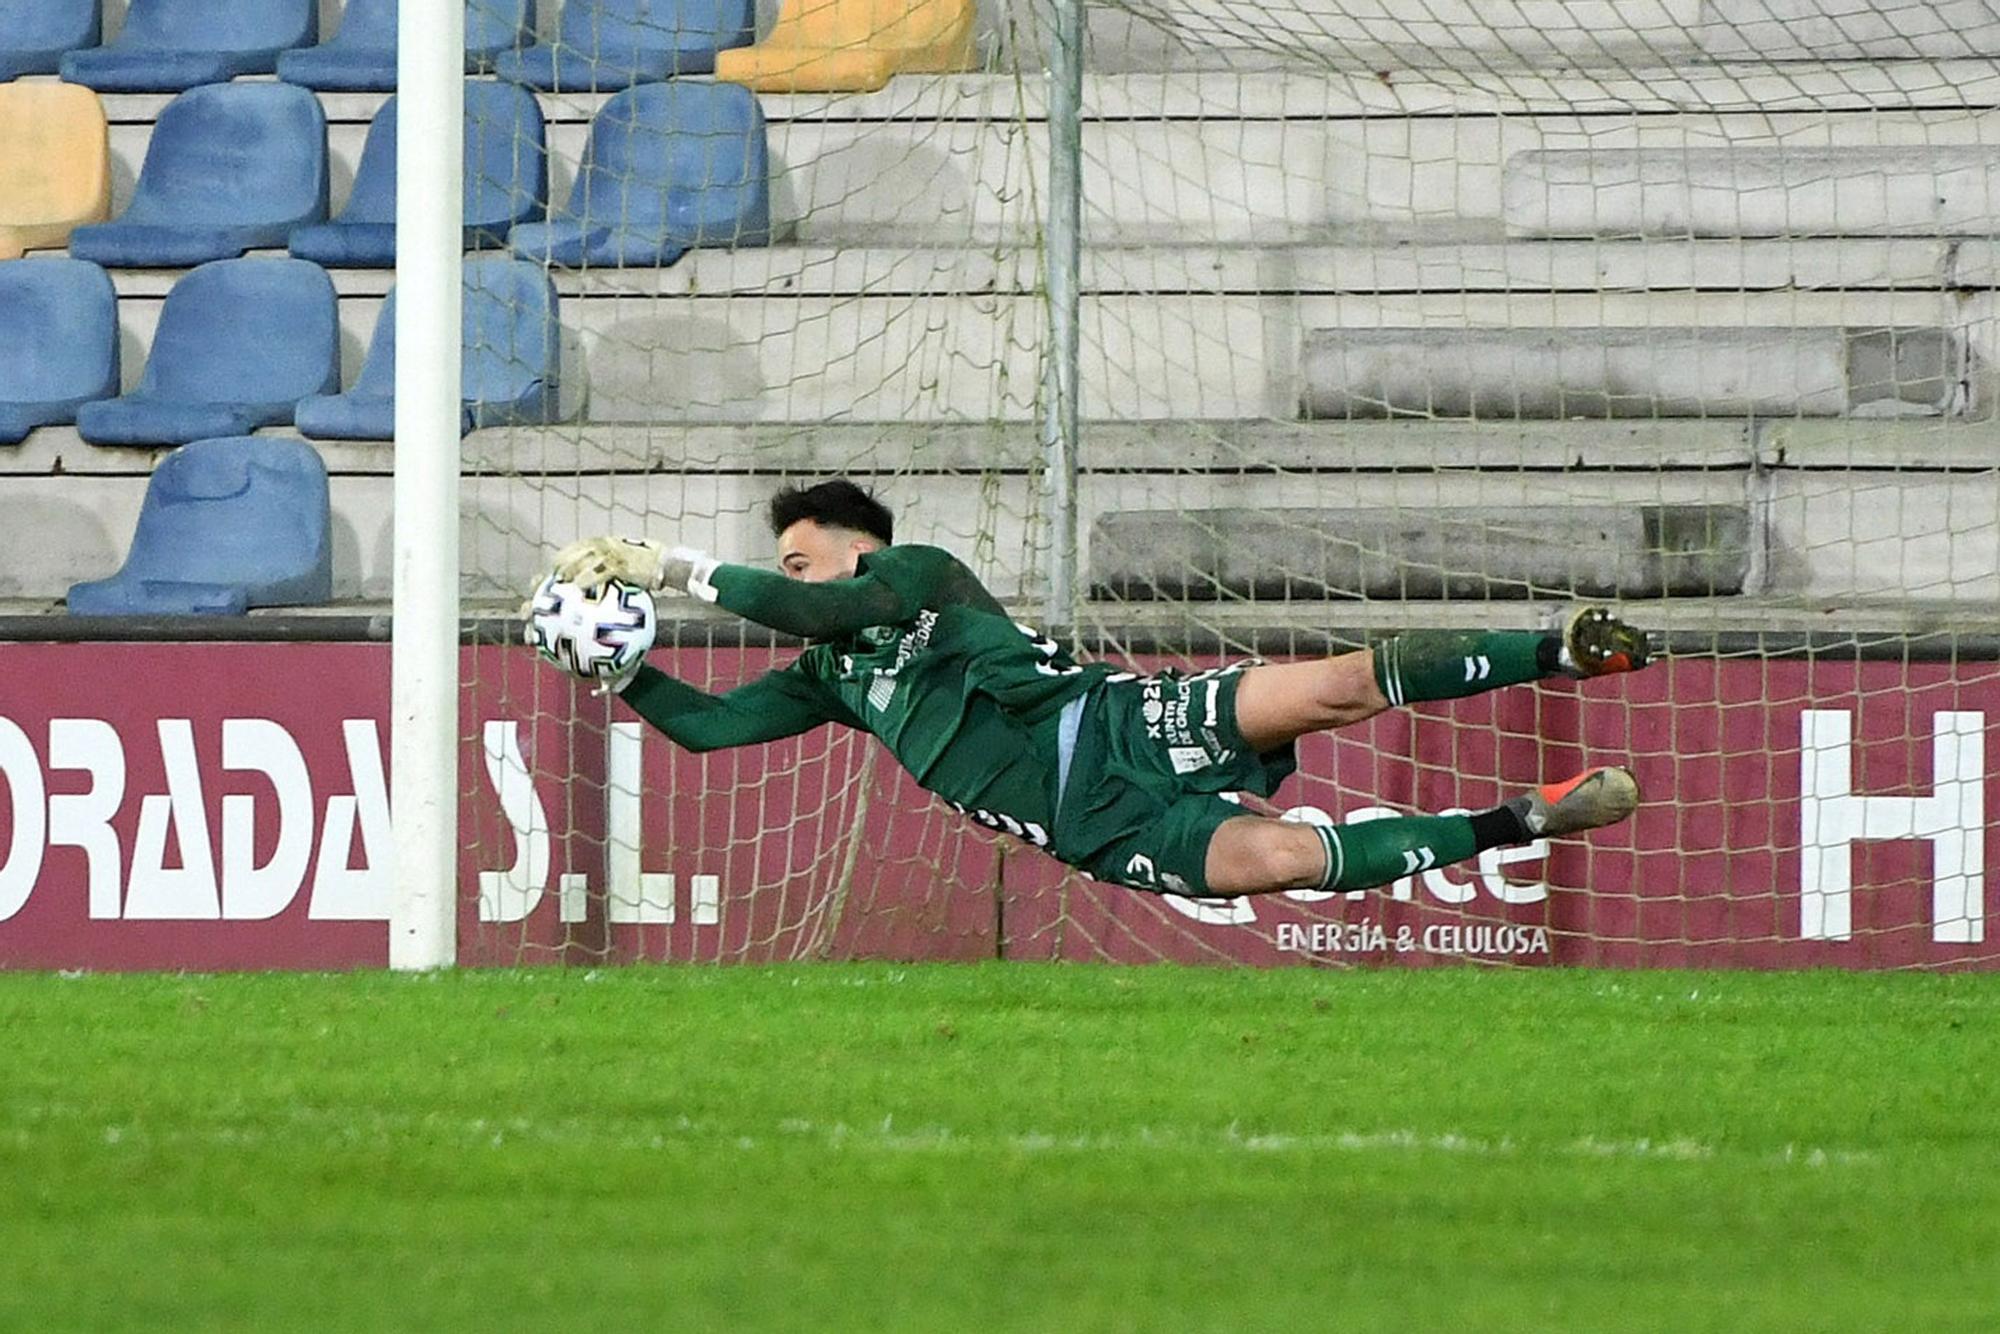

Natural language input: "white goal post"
[389,0,464,970]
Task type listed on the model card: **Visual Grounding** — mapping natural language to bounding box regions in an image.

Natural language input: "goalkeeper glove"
[549,536,721,603]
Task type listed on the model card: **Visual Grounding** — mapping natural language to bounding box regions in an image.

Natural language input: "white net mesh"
[463,0,2000,969]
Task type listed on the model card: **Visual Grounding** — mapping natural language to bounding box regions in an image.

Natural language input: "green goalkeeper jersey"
[620,544,1114,843]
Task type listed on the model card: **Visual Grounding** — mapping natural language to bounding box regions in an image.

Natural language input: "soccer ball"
[525,575,657,684]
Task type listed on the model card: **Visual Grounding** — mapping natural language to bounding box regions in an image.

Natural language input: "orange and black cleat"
[1507,767,1641,839]
[1558,606,1655,678]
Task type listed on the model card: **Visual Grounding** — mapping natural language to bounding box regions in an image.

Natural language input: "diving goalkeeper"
[537,480,1654,899]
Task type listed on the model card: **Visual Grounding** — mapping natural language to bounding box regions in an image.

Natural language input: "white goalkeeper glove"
[549,536,721,603]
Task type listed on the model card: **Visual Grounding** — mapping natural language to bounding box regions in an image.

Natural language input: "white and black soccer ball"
[525,575,657,683]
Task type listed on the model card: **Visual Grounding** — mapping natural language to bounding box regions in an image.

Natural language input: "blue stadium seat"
[67,436,333,616]
[288,81,547,266]
[295,257,562,439]
[76,259,339,447]
[0,259,119,445]
[495,0,754,90]
[0,0,100,80]
[69,83,328,268]
[59,0,316,92]
[276,0,534,90]
[507,82,770,267]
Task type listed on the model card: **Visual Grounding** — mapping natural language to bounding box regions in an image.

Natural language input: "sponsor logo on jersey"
[1140,676,1202,754]
[859,609,941,712]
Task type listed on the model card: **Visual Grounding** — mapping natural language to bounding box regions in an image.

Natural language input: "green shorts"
[1050,665,1298,897]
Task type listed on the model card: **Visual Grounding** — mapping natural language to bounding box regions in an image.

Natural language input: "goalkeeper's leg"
[1203,767,1640,895]
[1233,607,1655,751]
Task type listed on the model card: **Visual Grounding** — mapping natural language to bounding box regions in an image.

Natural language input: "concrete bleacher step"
[3,417,1762,476]
[55,260,1997,423]
[7,419,2000,608]
[566,297,1992,424]
[43,280,2000,425]
[93,61,2000,126]
[1299,326,1971,420]
[68,0,2000,85]
[80,234,1966,302]
[1508,146,2000,238]
[94,75,2000,244]
[0,444,1752,603]
[1089,504,1754,600]
[1108,0,2000,69]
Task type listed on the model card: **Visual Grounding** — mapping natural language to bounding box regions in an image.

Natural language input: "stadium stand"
[287,81,548,266]
[494,0,755,89]
[70,82,328,268]
[0,81,109,259]
[276,0,534,89]
[75,258,339,447]
[59,0,317,92]
[0,259,119,445]
[66,435,333,615]
[507,80,769,266]
[6,0,2000,612]
[714,0,976,93]
[0,0,99,80]
[295,257,563,439]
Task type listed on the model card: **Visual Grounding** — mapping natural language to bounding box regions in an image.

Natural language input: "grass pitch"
[1,965,1995,1332]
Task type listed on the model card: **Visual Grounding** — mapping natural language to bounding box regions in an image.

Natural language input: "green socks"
[1313,629,1555,892]
[1308,806,1530,892]
[1371,630,1557,706]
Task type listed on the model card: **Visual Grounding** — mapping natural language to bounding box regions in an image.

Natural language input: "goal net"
[459,0,2000,969]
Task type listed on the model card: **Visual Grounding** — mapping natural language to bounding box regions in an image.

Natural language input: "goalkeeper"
[538,480,1654,899]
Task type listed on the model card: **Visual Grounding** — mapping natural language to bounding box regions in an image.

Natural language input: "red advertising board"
[2,641,1997,970]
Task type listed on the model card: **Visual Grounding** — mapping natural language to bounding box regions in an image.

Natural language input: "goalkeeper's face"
[777,519,882,584]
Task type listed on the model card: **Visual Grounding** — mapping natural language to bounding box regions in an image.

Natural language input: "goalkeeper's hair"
[768,479,894,545]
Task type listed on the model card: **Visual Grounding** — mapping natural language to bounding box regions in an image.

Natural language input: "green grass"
[1,965,1995,1331]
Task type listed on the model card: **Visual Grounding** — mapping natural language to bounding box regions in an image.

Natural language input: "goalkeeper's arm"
[620,663,857,752]
[553,536,917,639]
[702,563,913,640]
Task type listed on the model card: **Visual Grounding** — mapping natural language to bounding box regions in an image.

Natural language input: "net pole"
[389,0,464,970]
[1040,0,1085,632]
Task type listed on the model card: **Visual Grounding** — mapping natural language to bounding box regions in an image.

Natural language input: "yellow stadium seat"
[714,0,975,94]
[0,81,110,258]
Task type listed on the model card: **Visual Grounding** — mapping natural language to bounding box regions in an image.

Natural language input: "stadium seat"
[715,0,976,93]
[507,82,770,267]
[276,0,534,90]
[0,260,119,445]
[295,258,562,439]
[0,0,100,79]
[288,81,547,266]
[67,436,333,615]
[0,81,110,258]
[59,0,316,91]
[68,83,328,268]
[495,0,754,90]
[76,259,339,447]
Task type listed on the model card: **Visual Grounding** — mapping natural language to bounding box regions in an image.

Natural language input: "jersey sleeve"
[619,658,857,753]
[705,544,998,638]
